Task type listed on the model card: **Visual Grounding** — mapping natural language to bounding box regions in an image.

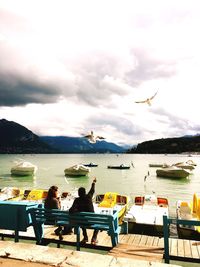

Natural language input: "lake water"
[0,153,200,216]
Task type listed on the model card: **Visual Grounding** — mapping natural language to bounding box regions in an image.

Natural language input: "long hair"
[46,185,58,199]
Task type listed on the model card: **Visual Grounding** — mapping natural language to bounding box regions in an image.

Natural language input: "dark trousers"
[82,228,98,241]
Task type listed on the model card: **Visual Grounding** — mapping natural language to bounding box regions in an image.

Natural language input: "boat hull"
[177,225,200,241]
[107,166,130,170]
[156,168,189,178]
[127,221,164,236]
[11,169,36,176]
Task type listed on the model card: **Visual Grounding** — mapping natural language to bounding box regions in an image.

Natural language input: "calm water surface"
[0,153,200,216]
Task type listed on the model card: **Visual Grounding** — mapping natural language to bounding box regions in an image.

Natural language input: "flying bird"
[135,91,158,106]
[83,131,105,144]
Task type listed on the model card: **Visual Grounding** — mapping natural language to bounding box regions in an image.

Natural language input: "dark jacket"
[69,182,95,213]
[44,197,60,209]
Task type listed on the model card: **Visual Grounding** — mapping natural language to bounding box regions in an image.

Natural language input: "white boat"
[0,187,22,201]
[156,166,190,178]
[124,194,169,236]
[173,161,195,170]
[11,161,38,176]
[64,164,90,177]
[176,193,200,241]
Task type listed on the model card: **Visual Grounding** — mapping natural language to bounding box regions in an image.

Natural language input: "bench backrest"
[30,207,118,227]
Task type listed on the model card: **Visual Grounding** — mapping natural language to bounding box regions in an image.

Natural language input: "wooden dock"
[1,226,200,263]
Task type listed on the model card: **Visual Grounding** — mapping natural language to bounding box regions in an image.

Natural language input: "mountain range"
[0,119,126,154]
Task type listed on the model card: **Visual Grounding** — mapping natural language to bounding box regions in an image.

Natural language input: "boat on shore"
[176,193,200,240]
[107,164,130,170]
[64,164,90,177]
[93,192,130,225]
[156,166,190,179]
[11,161,38,176]
[124,194,169,236]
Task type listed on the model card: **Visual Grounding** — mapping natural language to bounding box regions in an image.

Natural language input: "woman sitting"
[44,185,73,238]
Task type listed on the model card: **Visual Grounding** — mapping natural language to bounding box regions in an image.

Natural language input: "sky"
[1,0,200,146]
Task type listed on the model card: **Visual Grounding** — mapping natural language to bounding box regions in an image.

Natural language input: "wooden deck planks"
[1,227,200,263]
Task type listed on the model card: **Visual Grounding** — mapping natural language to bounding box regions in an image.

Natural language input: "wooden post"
[163,215,170,264]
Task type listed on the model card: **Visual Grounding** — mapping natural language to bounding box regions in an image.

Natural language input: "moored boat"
[93,192,130,225]
[83,162,98,167]
[124,194,169,236]
[176,193,200,240]
[156,166,190,179]
[149,163,169,168]
[64,164,90,177]
[11,161,38,176]
[107,164,130,170]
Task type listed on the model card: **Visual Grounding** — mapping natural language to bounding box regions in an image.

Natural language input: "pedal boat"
[176,193,200,240]
[93,192,130,225]
[124,194,169,236]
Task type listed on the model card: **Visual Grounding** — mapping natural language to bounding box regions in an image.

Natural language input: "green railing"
[163,215,200,263]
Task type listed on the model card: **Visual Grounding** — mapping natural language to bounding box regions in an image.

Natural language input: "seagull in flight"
[135,91,158,106]
[83,131,105,144]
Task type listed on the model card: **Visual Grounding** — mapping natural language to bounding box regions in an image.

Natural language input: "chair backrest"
[98,192,117,208]
[27,190,46,201]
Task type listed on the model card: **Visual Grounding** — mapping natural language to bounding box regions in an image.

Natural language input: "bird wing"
[96,136,105,140]
[83,134,92,138]
[135,100,147,104]
[149,91,158,100]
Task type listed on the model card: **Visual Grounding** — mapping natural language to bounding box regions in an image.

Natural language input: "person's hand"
[93,177,97,183]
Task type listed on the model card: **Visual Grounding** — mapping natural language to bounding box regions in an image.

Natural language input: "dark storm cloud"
[0,75,60,106]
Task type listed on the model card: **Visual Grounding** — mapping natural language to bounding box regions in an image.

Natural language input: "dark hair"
[47,185,58,199]
[78,187,86,197]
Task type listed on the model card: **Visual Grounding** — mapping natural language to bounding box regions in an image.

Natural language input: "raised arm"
[87,177,97,198]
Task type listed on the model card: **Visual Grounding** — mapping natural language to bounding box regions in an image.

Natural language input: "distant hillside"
[127,135,200,154]
[0,119,53,153]
[40,136,126,153]
[0,119,126,154]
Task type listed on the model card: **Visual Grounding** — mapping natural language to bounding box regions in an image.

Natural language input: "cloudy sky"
[1,0,200,146]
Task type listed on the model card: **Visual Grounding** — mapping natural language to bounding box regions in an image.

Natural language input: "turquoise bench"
[30,207,119,250]
[0,201,40,242]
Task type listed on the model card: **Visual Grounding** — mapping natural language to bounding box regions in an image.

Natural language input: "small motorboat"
[176,193,200,240]
[124,194,169,236]
[64,164,90,177]
[83,162,98,167]
[107,164,130,170]
[93,192,130,225]
[11,161,38,176]
[156,166,190,179]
